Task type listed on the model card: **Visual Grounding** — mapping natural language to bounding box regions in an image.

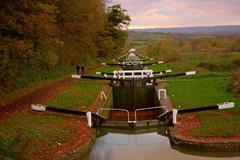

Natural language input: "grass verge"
[0,66,109,159]
[166,74,240,138]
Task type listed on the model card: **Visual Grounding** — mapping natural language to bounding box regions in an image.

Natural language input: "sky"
[109,0,240,29]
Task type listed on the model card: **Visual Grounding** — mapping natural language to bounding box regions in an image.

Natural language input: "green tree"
[102,4,130,57]
[107,4,130,29]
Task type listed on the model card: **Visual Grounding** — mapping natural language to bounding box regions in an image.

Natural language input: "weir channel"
[81,127,240,160]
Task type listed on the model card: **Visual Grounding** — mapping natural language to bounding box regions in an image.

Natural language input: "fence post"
[173,109,178,124]
[86,111,92,127]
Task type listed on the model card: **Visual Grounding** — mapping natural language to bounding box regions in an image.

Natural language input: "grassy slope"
[166,76,240,138]
[47,79,102,109]
[1,46,239,159]
[141,31,240,138]
[0,66,109,159]
[162,50,240,138]
[0,67,73,105]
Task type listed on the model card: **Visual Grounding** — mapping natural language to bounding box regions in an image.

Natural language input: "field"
[166,76,240,138]
[1,32,240,159]
[141,32,240,138]
[0,67,108,159]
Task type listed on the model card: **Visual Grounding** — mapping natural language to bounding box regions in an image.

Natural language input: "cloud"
[110,0,240,28]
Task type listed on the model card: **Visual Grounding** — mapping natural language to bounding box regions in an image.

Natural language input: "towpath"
[0,65,99,122]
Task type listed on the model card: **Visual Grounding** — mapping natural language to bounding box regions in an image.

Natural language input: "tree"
[107,4,130,30]
[101,4,130,56]
[56,0,108,64]
[145,37,181,62]
[0,0,131,92]
[0,0,61,89]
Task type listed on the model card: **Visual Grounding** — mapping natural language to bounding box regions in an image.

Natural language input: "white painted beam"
[218,102,234,109]
[186,71,196,75]
[31,104,46,111]
[71,75,81,78]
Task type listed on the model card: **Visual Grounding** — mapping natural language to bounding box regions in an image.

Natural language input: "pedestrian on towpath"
[76,64,80,75]
[81,64,85,75]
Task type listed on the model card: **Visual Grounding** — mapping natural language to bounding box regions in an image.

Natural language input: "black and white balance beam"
[158,102,234,124]
[31,104,106,127]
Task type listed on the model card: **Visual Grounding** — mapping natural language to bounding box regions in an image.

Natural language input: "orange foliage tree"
[0,0,131,92]
[0,0,61,89]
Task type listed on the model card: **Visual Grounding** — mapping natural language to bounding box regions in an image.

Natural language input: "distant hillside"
[130,25,240,34]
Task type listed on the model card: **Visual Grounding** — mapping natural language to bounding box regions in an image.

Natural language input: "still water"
[81,128,240,160]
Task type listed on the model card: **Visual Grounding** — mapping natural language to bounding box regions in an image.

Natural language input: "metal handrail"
[97,108,131,123]
[113,70,153,79]
[134,106,167,123]
[97,106,167,123]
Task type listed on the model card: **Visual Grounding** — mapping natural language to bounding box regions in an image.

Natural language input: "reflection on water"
[81,128,240,160]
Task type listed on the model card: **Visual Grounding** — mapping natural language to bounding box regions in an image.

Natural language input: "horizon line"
[127,24,240,30]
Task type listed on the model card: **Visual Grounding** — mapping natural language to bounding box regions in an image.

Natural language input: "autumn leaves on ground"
[1,1,240,159]
[0,1,130,158]
[0,66,110,159]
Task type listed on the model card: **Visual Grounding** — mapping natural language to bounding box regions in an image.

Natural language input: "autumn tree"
[56,0,108,65]
[145,37,180,62]
[0,0,61,89]
[230,36,240,52]
[0,0,131,93]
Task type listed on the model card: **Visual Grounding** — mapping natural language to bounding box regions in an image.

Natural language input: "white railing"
[97,108,131,123]
[113,70,153,79]
[100,91,107,101]
[97,106,166,123]
[134,106,167,123]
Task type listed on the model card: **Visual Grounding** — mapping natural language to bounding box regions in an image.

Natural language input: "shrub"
[197,62,232,72]
[232,54,240,67]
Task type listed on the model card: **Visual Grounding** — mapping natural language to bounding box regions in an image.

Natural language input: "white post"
[173,109,178,124]
[86,111,92,127]
[158,89,166,100]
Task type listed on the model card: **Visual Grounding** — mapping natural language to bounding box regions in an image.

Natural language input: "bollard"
[173,109,178,124]
[86,111,92,127]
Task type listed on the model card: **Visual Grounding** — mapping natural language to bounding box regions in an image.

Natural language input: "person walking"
[81,64,85,75]
[76,64,80,75]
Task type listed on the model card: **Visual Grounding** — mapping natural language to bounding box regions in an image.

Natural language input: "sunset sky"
[110,0,240,29]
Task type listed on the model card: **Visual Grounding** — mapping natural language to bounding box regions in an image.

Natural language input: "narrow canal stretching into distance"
[81,127,240,160]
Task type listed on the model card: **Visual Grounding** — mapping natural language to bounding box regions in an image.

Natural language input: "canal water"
[81,127,240,160]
